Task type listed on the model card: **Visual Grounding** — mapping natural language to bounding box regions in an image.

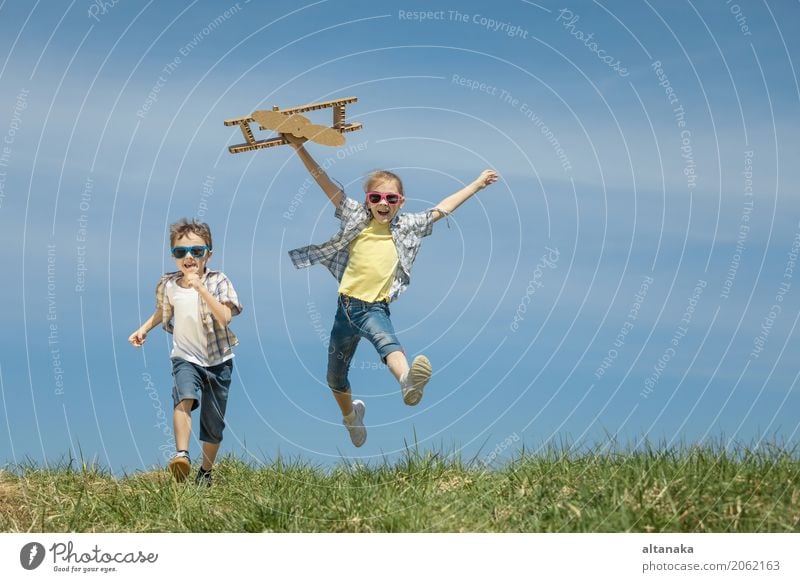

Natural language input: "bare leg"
[332,389,354,416]
[385,350,410,383]
[173,399,194,451]
[201,442,220,471]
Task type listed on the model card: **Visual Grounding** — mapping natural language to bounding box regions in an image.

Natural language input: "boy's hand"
[128,328,147,347]
[474,169,499,190]
[183,271,203,290]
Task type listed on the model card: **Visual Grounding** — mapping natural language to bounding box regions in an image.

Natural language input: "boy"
[128,219,242,485]
[285,133,498,447]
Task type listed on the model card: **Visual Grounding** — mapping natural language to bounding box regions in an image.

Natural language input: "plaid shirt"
[289,196,435,302]
[155,269,243,365]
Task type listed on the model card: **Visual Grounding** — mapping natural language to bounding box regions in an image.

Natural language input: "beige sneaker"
[343,400,367,447]
[402,355,432,406]
[168,451,191,482]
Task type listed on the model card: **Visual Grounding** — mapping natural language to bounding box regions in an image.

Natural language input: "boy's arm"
[284,134,344,208]
[183,272,234,327]
[128,308,162,347]
[431,169,499,222]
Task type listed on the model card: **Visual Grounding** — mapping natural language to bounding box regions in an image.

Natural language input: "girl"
[285,133,498,446]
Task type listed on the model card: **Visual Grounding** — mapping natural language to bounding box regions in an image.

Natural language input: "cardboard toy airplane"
[225,96,363,154]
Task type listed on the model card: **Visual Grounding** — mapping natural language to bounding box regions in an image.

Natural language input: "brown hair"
[169,218,213,249]
[363,170,404,196]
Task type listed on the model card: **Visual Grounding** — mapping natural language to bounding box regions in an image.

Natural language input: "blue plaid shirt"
[155,269,242,365]
[289,196,436,302]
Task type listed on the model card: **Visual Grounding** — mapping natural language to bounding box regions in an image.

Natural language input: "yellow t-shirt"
[338,220,399,302]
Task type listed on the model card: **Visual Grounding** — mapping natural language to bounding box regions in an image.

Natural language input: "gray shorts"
[171,357,233,444]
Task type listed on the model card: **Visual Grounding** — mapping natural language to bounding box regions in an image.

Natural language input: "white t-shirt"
[166,279,231,367]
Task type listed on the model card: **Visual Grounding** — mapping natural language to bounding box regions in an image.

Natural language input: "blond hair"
[363,170,404,195]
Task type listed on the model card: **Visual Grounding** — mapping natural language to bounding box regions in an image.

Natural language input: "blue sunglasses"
[171,245,209,259]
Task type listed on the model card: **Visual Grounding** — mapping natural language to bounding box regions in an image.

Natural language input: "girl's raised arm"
[432,169,498,222]
[285,134,344,208]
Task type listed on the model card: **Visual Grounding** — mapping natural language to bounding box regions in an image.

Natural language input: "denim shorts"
[327,295,403,393]
[171,357,233,444]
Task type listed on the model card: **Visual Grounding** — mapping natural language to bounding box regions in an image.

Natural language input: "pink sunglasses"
[366,191,404,205]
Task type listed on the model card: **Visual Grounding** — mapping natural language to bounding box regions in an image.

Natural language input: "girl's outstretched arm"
[284,134,344,208]
[432,169,499,222]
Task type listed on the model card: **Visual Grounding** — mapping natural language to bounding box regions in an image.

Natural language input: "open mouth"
[375,207,391,219]
[183,260,198,270]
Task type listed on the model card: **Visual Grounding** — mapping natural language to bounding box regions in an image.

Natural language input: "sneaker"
[195,468,212,488]
[402,355,432,406]
[343,400,366,447]
[168,451,191,482]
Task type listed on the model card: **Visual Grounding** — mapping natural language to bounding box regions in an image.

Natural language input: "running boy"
[128,219,242,485]
[285,134,498,447]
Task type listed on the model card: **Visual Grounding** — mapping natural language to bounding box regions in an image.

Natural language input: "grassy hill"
[2,444,798,532]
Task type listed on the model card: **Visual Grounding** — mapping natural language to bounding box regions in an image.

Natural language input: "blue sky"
[1,0,799,474]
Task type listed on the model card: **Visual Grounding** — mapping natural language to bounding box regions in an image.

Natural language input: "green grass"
[2,444,798,532]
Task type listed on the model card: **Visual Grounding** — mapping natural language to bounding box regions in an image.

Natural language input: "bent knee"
[326,370,350,393]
